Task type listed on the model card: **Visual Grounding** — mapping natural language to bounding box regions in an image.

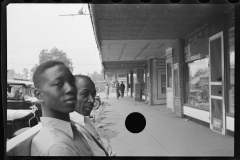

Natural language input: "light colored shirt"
[70,111,115,156]
[30,117,94,156]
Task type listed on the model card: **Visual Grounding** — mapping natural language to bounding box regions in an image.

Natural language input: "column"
[126,73,129,96]
[130,71,133,97]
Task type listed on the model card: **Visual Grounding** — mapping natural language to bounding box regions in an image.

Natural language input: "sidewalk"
[96,92,234,157]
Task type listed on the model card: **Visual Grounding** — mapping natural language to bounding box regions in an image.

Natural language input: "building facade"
[90,4,235,136]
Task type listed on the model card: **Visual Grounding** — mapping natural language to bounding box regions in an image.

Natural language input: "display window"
[174,63,179,97]
[228,27,234,116]
[185,58,210,110]
[167,63,172,88]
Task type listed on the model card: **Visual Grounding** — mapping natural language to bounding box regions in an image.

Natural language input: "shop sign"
[174,63,179,70]
[213,118,222,128]
[185,53,201,63]
[184,24,208,63]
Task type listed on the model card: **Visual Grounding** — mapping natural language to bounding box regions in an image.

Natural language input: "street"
[94,92,234,157]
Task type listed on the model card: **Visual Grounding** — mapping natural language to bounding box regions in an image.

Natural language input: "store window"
[167,63,172,88]
[174,63,179,97]
[228,27,234,115]
[186,58,209,110]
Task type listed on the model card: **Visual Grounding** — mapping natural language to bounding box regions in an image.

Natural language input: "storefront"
[166,48,174,113]
[181,8,234,136]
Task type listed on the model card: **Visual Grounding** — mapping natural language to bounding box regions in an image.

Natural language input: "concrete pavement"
[95,92,234,157]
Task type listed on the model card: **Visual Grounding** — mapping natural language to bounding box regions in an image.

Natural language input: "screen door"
[209,31,226,135]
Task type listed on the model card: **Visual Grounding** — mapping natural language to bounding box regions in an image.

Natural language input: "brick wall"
[173,39,185,118]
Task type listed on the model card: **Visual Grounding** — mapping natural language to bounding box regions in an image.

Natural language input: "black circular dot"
[125,112,146,134]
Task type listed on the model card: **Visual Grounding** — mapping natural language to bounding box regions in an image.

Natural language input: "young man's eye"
[56,82,62,87]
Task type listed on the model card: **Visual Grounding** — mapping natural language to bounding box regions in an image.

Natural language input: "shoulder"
[48,144,79,156]
[31,128,55,155]
[31,127,74,156]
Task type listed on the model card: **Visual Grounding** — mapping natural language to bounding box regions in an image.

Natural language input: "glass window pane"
[211,98,223,132]
[211,85,222,97]
[174,69,179,97]
[167,63,172,88]
[228,27,235,115]
[186,58,209,109]
[210,38,222,82]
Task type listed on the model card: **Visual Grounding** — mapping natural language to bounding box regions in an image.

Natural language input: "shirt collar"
[40,117,74,139]
[70,111,86,127]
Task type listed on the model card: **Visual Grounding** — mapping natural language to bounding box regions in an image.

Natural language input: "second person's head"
[74,75,96,116]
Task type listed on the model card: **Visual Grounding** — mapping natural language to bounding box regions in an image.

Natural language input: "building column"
[130,71,133,97]
[144,67,147,102]
[134,67,141,101]
[148,59,154,106]
[173,39,185,118]
[126,73,129,96]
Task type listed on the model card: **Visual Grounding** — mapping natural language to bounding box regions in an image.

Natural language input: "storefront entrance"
[209,31,226,135]
[153,59,166,105]
[166,58,174,112]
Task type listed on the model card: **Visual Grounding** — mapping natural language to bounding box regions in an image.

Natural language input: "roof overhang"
[89,4,233,75]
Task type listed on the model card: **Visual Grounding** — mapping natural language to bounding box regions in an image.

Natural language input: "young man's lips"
[65,97,76,104]
[65,100,76,104]
[65,96,76,101]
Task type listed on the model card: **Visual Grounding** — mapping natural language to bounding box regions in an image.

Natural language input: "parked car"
[7,79,42,118]
[6,109,38,140]
[6,80,42,139]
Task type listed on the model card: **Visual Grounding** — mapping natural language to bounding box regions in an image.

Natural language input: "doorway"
[209,31,226,135]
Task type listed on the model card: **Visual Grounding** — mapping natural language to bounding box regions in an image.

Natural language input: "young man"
[31,61,94,156]
[70,75,116,156]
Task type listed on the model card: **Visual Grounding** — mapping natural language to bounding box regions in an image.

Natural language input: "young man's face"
[39,65,77,114]
[75,78,96,116]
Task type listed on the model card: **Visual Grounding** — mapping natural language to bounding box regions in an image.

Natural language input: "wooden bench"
[6,123,42,156]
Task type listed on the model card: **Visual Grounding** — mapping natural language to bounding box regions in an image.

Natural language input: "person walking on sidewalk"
[120,81,125,98]
[105,84,109,99]
[115,81,120,99]
[70,75,116,156]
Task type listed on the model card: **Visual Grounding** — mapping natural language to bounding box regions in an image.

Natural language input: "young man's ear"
[34,89,43,103]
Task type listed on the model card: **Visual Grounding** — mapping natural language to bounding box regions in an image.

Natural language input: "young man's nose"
[64,82,76,94]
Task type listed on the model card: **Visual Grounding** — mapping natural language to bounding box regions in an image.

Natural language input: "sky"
[7,4,102,77]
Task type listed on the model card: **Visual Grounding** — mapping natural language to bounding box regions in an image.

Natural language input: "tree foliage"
[30,47,74,80]
[194,68,208,78]
[38,47,73,72]
[30,64,39,74]
[22,68,29,78]
[87,70,104,81]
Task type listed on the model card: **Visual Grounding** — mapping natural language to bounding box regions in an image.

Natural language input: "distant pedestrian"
[120,81,125,98]
[115,81,120,99]
[105,84,109,99]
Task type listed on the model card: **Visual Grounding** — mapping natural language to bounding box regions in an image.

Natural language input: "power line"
[8,46,97,52]
[7,53,97,56]
[8,42,97,50]
[7,63,101,65]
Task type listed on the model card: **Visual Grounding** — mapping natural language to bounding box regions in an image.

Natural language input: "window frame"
[173,63,180,98]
